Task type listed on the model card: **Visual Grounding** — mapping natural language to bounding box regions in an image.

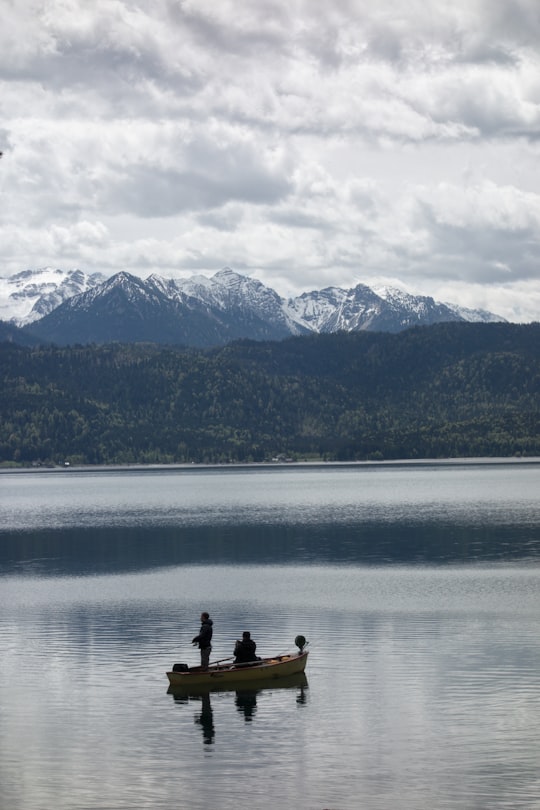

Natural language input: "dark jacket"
[192,619,213,649]
[234,637,257,663]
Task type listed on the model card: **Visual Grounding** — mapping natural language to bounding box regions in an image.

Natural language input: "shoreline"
[1,456,539,474]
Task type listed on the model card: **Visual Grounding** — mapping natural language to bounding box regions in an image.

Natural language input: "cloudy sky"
[1,0,539,321]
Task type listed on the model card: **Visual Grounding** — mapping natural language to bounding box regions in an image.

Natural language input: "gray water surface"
[1,462,539,810]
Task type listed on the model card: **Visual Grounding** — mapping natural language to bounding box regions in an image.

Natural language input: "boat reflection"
[168,672,308,746]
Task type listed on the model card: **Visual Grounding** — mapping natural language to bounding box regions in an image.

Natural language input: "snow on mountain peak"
[444,302,506,323]
[0,266,507,341]
[0,267,106,325]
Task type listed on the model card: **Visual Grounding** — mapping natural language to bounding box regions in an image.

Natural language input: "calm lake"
[1,461,539,810]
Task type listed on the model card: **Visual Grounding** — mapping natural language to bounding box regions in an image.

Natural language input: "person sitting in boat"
[234,631,258,664]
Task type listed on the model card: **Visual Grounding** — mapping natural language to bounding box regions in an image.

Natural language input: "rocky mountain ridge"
[0,266,505,347]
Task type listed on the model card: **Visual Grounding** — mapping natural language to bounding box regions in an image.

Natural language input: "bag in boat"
[172,663,189,672]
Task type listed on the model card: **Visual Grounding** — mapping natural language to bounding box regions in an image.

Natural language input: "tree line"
[1,321,539,465]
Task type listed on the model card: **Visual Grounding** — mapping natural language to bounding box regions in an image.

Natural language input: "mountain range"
[0,266,505,347]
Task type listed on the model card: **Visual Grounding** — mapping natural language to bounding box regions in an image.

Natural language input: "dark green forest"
[1,321,539,465]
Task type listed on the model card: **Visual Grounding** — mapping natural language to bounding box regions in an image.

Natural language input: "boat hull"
[166,651,308,688]
[167,671,308,698]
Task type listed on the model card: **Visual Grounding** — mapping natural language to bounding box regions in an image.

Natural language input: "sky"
[1,0,539,322]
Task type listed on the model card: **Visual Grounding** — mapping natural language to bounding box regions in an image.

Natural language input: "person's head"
[242,631,251,640]
[201,611,209,621]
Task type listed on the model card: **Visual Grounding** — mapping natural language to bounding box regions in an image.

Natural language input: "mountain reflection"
[2,520,538,578]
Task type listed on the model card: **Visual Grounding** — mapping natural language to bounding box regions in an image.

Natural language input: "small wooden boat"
[166,649,308,688]
[167,671,308,698]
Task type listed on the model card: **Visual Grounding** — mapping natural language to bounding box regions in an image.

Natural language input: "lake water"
[1,461,539,810]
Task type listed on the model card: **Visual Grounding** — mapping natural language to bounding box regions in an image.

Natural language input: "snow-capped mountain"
[443,301,504,324]
[0,267,106,325]
[371,286,473,329]
[171,268,307,336]
[0,267,506,347]
[23,270,303,346]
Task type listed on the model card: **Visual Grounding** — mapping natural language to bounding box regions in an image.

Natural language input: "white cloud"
[0,0,539,323]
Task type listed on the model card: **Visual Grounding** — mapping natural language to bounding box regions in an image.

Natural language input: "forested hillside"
[1,322,539,465]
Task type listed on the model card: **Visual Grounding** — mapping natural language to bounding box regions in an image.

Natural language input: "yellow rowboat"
[166,650,309,688]
[167,671,308,698]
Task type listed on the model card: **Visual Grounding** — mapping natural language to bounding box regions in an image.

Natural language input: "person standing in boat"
[234,631,258,664]
[192,611,213,670]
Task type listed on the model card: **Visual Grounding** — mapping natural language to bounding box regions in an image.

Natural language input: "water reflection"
[195,694,215,745]
[2,519,539,578]
[235,690,257,722]
[168,674,309,746]
[2,465,539,809]
[2,563,538,810]
[1,462,539,577]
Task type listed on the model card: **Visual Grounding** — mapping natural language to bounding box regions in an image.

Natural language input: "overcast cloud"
[1,0,539,321]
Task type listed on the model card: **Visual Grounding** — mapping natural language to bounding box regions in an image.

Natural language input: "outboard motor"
[294,635,308,653]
